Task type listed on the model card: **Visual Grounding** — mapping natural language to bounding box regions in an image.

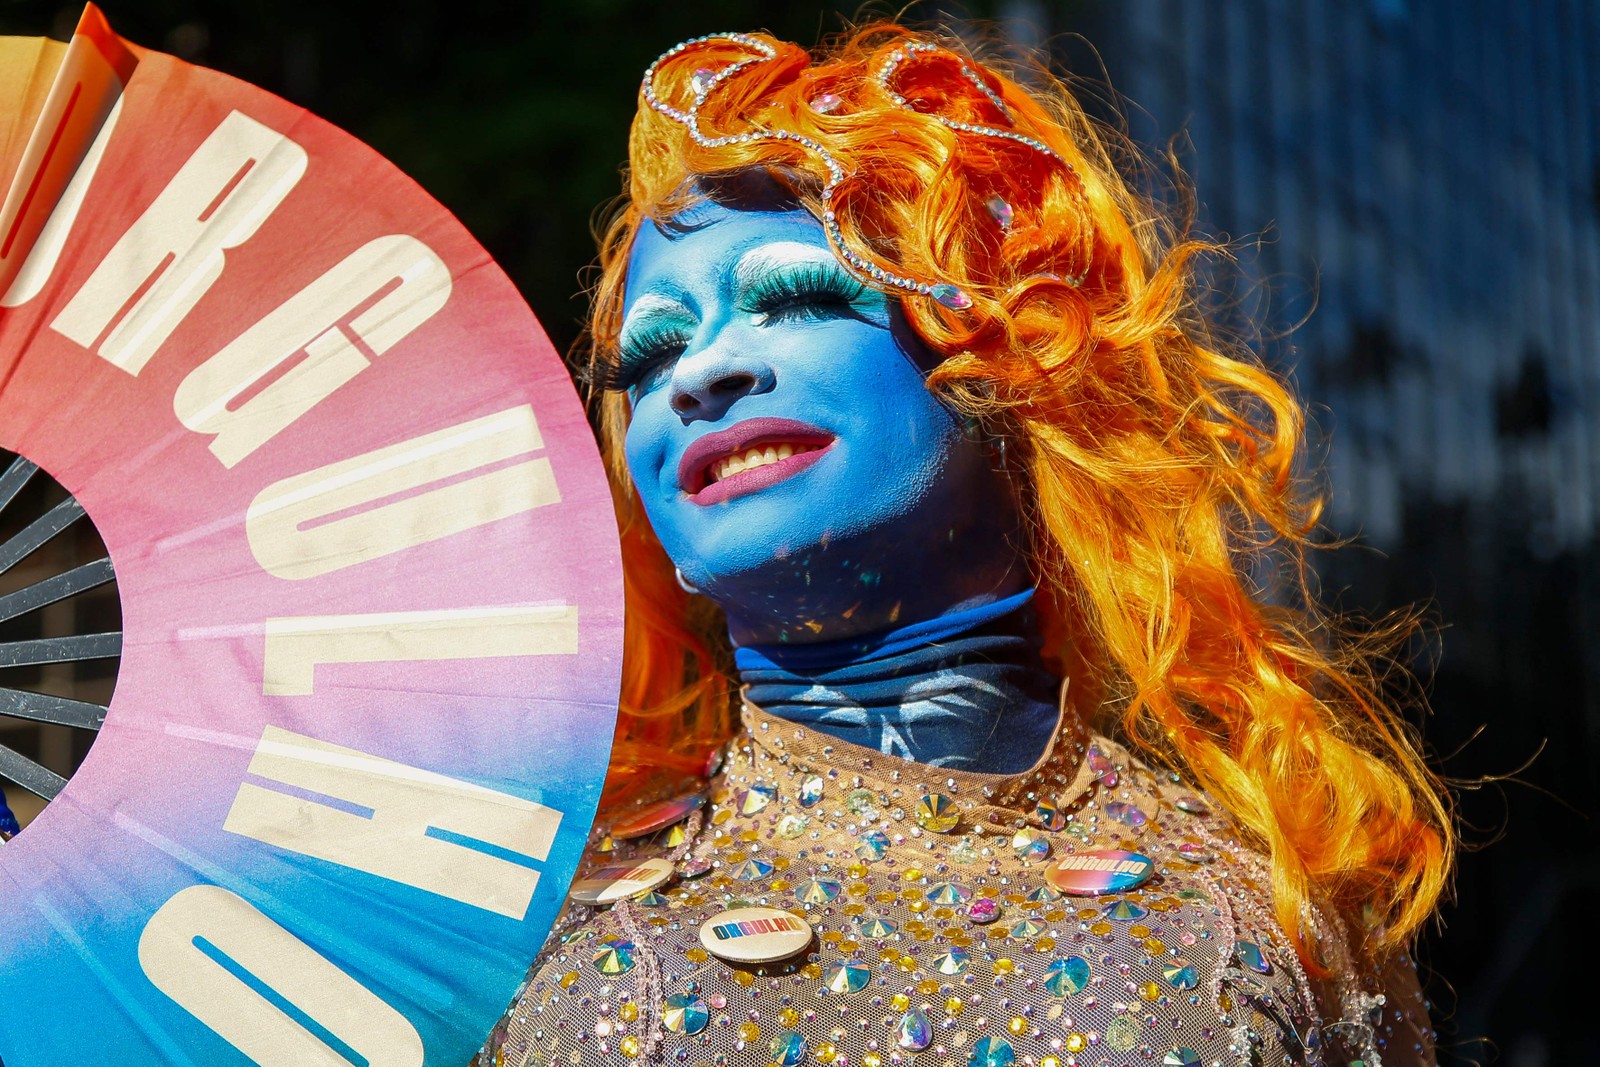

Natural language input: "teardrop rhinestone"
[930,283,973,310]
[1236,940,1272,974]
[1175,794,1210,814]
[811,92,843,114]
[690,67,716,95]
[985,195,1015,230]
[798,775,825,807]
[896,1006,933,1050]
[1106,801,1148,828]
[1087,744,1118,786]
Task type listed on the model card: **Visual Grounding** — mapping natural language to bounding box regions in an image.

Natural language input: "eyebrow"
[619,293,692,347]
[732,242,844,291]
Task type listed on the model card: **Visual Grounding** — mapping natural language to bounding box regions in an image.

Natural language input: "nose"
[667,335,775,421]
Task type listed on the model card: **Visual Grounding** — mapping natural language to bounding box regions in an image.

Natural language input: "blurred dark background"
[0,0,1591,1063]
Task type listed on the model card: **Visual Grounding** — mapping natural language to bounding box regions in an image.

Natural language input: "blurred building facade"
[996,1,1598,1063]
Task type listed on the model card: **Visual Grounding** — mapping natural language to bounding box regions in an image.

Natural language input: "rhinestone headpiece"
[640,34,1092,311]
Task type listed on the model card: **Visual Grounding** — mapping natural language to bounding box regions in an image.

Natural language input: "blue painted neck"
[734,589,1061,773]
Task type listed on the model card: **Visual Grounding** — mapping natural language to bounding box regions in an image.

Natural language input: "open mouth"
[679,418,835,506]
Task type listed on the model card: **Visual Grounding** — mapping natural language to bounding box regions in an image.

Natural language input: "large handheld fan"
[0,7,623,1064]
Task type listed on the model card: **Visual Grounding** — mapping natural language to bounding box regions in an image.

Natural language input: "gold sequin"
[737,1022,760,1042]
[732,970,755,987]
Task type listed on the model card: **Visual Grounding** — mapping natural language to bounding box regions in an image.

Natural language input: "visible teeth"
[710,442,819,483]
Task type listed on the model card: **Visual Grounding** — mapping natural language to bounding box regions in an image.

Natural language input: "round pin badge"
[699,906,814,964]
[610,792,706,840]
[1043,849,1155,896]
[568,857,675,905]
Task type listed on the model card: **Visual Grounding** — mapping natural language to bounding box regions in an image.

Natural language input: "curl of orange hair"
[581,24,1452,964]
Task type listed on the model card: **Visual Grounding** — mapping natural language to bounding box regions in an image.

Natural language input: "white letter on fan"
[262,604,578,696]
[245,405,558,580]
[138,885,423,1067]
[173,235,452,468]
[224,727,562,919]
[50,109,307,374]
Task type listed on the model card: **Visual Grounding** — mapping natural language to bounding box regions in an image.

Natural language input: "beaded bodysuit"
[477,700,1435,1067]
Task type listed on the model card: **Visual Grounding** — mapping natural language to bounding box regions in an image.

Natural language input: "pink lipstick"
[677,418,835,506]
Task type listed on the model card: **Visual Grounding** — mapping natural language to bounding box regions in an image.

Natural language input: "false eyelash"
[744,262,870,321]
[606,321,693,392]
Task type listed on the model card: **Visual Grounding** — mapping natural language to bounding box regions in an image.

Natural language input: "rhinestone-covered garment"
[477,702,1435,1067]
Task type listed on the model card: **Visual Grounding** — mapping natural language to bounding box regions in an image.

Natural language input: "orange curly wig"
[580,23,1452,965]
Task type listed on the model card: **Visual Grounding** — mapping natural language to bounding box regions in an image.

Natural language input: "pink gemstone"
[966,897,1001,924]
[812,92,843,114]
[930,283,972,310]
[985,195,1014,230]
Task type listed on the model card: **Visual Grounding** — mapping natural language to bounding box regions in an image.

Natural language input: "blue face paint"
[618,200,1028,645]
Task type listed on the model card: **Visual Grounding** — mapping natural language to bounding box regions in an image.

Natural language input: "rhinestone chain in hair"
[641,33,1092,311]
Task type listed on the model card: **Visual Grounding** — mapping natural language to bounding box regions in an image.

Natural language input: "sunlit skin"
[618,201,1031,646]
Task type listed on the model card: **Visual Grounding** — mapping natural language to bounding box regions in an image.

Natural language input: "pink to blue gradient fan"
[0,7,623,1064]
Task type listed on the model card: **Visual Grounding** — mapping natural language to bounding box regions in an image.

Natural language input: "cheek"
[621,402,670,489]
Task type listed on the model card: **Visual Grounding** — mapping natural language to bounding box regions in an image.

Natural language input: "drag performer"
[477,23,1450,1067]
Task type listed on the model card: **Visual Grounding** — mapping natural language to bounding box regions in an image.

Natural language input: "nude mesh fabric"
[477,700,1436,1067]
